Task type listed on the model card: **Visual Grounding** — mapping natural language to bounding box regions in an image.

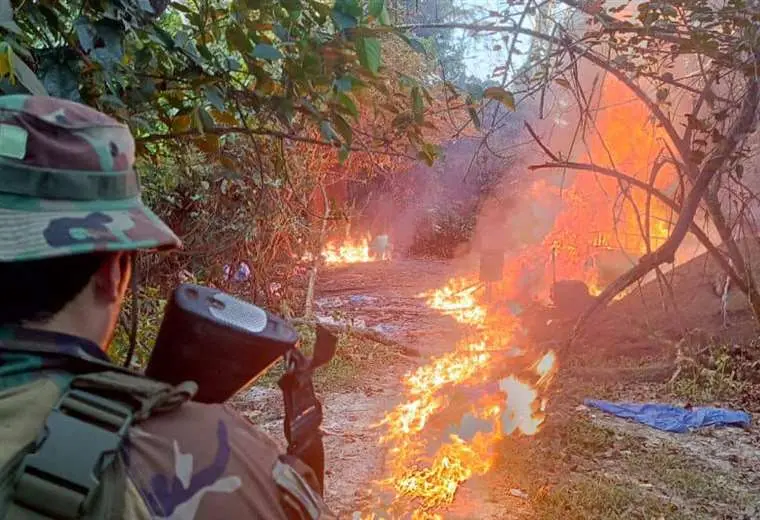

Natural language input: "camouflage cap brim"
[0,193,181,261]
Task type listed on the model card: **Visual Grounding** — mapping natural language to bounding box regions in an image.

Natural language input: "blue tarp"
[584,399,752,433]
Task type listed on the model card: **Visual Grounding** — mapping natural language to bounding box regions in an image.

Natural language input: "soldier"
[0,95,332,519]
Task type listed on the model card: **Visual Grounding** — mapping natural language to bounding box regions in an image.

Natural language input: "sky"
[454,0,535,81]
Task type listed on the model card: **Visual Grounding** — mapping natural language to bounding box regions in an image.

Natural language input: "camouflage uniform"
[0,96,314,519]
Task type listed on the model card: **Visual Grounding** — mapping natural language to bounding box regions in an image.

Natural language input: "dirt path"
[234,257,760,519]
[235,259,470,516]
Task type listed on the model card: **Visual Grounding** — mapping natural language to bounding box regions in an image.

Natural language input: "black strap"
[7,370,195,519]
[277,326,337,495]
[278,349,325,494]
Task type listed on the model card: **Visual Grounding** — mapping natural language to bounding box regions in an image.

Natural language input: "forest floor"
[232,254,760,519]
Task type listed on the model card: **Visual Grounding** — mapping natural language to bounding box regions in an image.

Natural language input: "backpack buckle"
[12,389,133,519]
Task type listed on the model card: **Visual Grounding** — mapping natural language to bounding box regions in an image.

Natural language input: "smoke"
[387,127,521,256]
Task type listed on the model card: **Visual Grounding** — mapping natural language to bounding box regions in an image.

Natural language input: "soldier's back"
[123,401,291,519]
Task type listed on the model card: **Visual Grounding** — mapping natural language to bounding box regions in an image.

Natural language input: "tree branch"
[136,127,413,158]
[529,161,748,294]
[568,71,760,341]
[396,21,692,164]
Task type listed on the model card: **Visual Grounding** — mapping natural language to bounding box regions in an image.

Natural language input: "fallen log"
[290,317,421,357]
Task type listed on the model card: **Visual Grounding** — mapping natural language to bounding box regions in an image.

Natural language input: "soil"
[232,251,760,519]
[233,259,466,515]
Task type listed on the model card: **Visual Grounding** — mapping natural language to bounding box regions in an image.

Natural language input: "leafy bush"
[110,286,167,369]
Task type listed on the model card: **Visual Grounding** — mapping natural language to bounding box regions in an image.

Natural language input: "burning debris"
[320,235,392,265]
[322,236,374,265]
[361,276,557,517]
[419,277,487,327]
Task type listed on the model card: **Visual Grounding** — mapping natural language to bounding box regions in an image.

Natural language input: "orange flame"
[533,75,676,294]
[369,276,557,516]
[322,236,373,265]
[419,278,487,326]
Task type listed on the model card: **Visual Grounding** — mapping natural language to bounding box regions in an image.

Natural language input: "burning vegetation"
[319,235,392,266]
[322,236,374,265]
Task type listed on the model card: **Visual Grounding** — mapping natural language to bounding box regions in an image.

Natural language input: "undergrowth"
[669,340,751,403]
[490,410,753,520]
[110,285,167,368]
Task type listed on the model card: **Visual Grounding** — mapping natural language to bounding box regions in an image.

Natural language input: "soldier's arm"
[123,401,318,519]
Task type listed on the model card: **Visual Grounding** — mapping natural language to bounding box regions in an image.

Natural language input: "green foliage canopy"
[0,0,433,160]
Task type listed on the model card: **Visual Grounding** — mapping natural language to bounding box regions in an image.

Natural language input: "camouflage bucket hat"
[0,95,180,261]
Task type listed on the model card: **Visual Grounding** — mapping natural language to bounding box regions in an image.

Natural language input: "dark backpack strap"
[277,326,337,496]
[6,371,196,519]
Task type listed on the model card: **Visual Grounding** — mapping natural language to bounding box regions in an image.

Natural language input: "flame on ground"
[418,277,487,326]
[366,277,557,517]
[362,74,678,517]
[322,236,373,265]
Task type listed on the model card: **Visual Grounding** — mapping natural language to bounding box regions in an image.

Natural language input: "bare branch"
[569,71,760,340]
[529,161,748,294]
[524,122,560,162]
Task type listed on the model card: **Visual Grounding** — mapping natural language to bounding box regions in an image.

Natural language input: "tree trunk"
[703,186,760,322]
[304,182,330,319]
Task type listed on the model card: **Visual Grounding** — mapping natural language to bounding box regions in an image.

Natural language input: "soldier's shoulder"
[124,401,288,519]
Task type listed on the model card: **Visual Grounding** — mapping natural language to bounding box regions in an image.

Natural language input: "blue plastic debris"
[584,399,751,433]
[348,295,378,305]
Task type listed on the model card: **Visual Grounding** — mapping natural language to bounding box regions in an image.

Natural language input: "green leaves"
[0,42,46,96]
[12,54,48,96]
[5,0,433,170]
[0,0,20,34]
[368,0,390,25]
[368,0,384,17]
[332,0,361,30]
[356,36,381,74]
[336,92,359,117]
[399,33,426,55]
[333,113,353,146]
[225,25,250,54]
[319,120,339,143]
[40,61,80,101]
[483,86,515,111]
[334,76,353,92]
[75,19,124,71]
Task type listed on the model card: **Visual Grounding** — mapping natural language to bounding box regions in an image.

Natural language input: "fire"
[368,276,557,516]
[507,75,678,301]
[322,236,373,265]
[360,63,673,519]
[419,278,487,326]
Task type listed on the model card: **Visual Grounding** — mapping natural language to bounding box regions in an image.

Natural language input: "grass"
[554,415,617,454]
[623,445,748,507]
[670,344,748,403]
[489,411,750,520]
[533,475,685,520]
